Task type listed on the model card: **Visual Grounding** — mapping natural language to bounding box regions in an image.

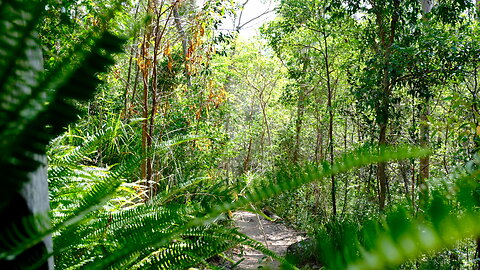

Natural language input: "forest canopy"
[1,0,480,269]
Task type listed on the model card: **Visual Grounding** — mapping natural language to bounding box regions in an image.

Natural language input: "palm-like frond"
[44,129,235,269]
[295,157,480,270]
[342,163,480,270]
[209,146,431,219]
[0,0,126,266]
[75,146,429,269]
[2,1,460,269]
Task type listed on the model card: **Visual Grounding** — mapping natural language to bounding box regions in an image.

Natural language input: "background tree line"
[2,0,480,268]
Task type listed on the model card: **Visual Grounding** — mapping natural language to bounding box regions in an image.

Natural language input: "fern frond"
[48,129,114,166]
[78,146,428,269]
[0,3,127,262]
[209,146,431,220]
[343,166,480,270]
[0,0,44,87]
[0,153,140,261]
[0,31,126,211]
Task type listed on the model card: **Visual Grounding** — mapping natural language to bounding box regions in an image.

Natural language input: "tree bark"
[243,96,256,173]
[293,53,310,164]
[293,87,305,164]
[422,0,433,13]
[418,100,430,206]
[471,62,480,270]
[243,137,254,173]
[314,111,324,164]
[1,33,53,269]
[323,31,336,216]
[477,0,480,21]
[373,0,400,211]
[140,0,154,194]
[378,122,388,210]
[469,3,479,260]
[122,2,141,119]
[417,0,434,209]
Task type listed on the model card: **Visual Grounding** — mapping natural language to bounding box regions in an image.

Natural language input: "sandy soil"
[230,211,305,269]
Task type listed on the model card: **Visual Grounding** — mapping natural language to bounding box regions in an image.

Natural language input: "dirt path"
[230,211,305,269]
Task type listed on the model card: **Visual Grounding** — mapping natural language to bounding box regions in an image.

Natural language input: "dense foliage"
[1,0,480,269]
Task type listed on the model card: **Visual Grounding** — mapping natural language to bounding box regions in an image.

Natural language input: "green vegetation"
[1,0,480,269]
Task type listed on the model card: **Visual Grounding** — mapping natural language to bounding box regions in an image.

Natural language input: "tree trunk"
[293,53,310,164]
[141,63,150,191]
[315,118,324,163]
[373,0,400,211]
[243,96,256,173]
[122,2,140,119]
[243,137,254,173]
[378,122,388,210]
[323,31,336,216]
[140,1,154,196]
[416,0,434,211]
[418,100,430,207]
[147,6,165,197]
[293,88,305,164]
[377,56,391,211]
[477,0,480,21]
[314,82,324,164]
[141,0,174,198]
[1,33,53,269]
[422,0,433,13]
[471,62,480,270]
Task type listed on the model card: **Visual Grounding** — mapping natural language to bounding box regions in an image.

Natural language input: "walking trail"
[230,211,305,269]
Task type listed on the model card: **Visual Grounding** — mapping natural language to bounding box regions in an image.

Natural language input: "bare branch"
[237,9,275,31]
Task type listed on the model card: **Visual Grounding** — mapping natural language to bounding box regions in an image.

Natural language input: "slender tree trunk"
[140,0,154,193]
[122,2,141,119]
[323,31,336,216]
[443,121,450,174]
[377,60,391,210]
[130,60,140,107]
[293,88,305,164]
[314,82,324,164]
[471,62,480,270]
[341,118,350,217]
[258,93,272,171]
[416,0,434,210]
[418,99,430,207]
[141,1,173,198]
[141,58,149,185]
[243,97,256,173]
[293,54,310,164]
[378,122,388,210]
[147,6,164,197]
[258,88,272,146]
[123,48,135,119]
[243,137,253,172]
[314,115,324,163]
[260,127,265,169]
[477,0,480,21]
[374,0,400,210]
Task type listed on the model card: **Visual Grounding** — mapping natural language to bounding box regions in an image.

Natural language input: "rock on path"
[231,211,305,269]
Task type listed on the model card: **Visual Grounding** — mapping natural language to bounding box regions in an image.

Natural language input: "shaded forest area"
[2,0,480,269]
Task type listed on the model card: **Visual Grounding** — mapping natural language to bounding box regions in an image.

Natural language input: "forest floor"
[230,211,305,269]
